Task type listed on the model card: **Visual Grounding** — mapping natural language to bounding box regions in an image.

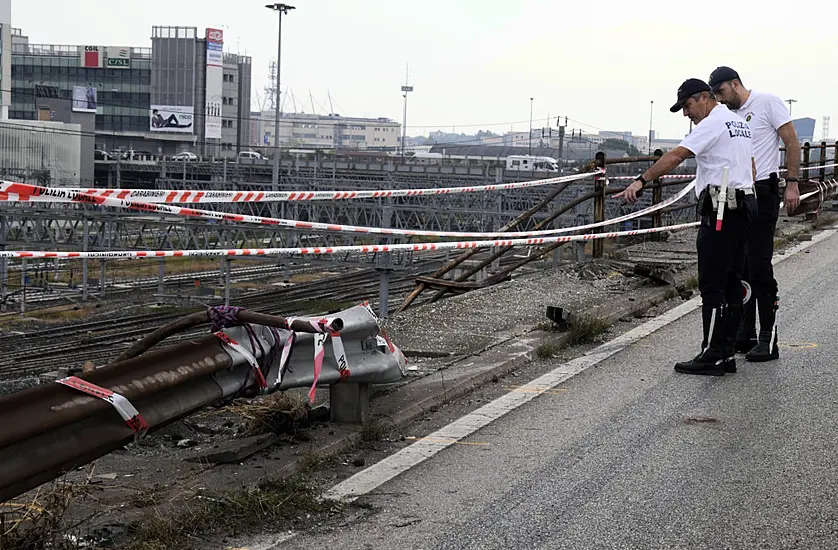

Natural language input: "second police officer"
[709,66,800,362]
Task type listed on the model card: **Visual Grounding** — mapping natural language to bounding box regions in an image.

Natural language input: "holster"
[698,187,746,216]
[756,173,780,198]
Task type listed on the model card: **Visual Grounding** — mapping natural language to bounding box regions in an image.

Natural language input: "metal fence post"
[82,216,89,302]
[651,148,664,240]
[802,142,811,178]
[819,141,827,183]
[100,261,106,296]
[157,260,165,304]
[377,198,393,319]
[592,151,607,258]
[20,260,26,315]
[0,215,7,312]
[224,258,231,307]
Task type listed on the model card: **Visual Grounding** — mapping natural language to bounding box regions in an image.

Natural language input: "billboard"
[106,47,131,68]
[150,105,194,134]
[80,46,103,68]
[72,86,98,113]
[204,28,224,140]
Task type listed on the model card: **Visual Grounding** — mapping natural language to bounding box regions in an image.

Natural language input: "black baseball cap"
[708,66,741,92]
[669,78,712,112]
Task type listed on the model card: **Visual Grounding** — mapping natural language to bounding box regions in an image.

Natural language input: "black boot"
[734,291,757,353]
[723,302,742,373]
[675,304,727,376]
[746,294,779,362]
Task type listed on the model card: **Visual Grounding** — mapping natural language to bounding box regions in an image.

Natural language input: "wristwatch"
[635,175,647,187]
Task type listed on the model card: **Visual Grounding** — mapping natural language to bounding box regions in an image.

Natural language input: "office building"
[10,25,251,159]
[0,1,11,119]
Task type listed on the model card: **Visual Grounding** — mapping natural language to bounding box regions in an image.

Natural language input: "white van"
[237,151,264,160]
[506,155,559,172]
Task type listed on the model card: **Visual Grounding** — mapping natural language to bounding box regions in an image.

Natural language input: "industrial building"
[256,112,400,151]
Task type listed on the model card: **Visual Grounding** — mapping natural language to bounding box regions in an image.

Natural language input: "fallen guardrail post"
[0,304,404,504]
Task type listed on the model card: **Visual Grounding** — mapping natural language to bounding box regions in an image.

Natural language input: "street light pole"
[528,97,534,156]
[400,64,413,160]
[786,98,797,117]
[648,100,654,155]
[266,3,295,192]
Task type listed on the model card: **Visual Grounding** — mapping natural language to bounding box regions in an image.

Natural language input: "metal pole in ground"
[377,198,393,319]
[20,260,25,315]
[224,259,231,306]
[157,260,165,304]
[82,216,89,302]
[0,215,7,312]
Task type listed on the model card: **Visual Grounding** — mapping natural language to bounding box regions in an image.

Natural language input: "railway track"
[0,268,422,380]
[0,250,544,381]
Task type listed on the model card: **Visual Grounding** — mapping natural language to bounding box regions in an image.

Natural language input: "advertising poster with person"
[149,106,195,134]
[72,86,98,113]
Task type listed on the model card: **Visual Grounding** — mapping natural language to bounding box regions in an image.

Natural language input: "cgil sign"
[80,45,103,68]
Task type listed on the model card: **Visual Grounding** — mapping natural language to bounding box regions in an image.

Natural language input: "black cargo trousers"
[696,188,756,357]
[740,174,782,339]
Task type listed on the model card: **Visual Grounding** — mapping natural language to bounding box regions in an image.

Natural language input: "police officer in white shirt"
[616,78,757,376]
[709,66,800,363]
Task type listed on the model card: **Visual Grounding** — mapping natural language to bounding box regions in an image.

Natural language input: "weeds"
[298,450,325,473]
[565,315,609,347]
[811,211,837,229]
[536,342,560,359]
[360,420,388,444]
[684,276,699,290]
[123,474,342,550]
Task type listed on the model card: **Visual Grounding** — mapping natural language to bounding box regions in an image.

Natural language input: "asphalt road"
[281,230,838,550]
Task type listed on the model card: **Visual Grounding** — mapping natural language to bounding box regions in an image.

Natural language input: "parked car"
[121,150,156,161]
[172,151,198,161]
[237,151,264,160]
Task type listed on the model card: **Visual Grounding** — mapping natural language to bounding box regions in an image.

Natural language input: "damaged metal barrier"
[0,304,405,503]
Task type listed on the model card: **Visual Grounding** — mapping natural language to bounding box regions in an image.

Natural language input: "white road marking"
[322,228,836,503]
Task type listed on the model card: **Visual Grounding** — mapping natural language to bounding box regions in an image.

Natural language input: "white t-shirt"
[731,90,791,181]
[679,104,754,198]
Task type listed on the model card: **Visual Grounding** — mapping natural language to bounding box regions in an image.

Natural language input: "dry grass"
[288,272,337,284]
[122,475,342,550]
[227,392,311,437]
[0,477,95,550]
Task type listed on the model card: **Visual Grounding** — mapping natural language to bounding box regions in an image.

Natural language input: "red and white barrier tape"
[0,221,700,260]
[608,162,838,181]
[0,171,596,204]
[284,316,346,403]
[607,174,697,181]
[0,179,694,239]
[57,376,149,436]
[214,331,268,392]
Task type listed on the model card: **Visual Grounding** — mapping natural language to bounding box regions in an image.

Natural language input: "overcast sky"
[11,1,838,141]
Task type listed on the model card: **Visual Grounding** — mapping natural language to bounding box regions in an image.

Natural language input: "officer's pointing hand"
[784,183,800,215]
[614,180,643,203]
